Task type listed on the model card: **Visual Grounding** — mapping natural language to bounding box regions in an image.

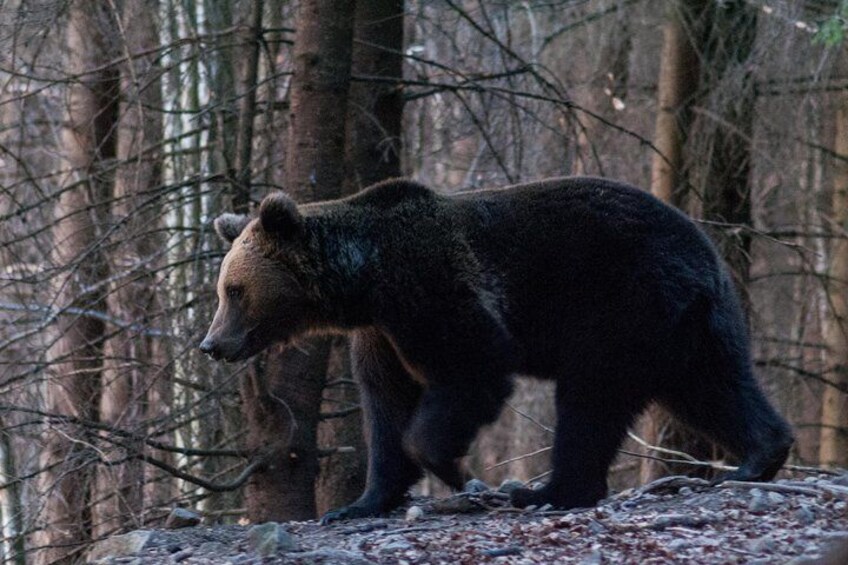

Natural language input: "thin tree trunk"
[200,0,245,516]
[641,0,704,484]
[690,0,758,476]
[233,0,264,212]
[316,0,404,515]
[242,0,356,522]
[649,0,702,207]
[0,416,25,565]
[819,90,848,468]
[35,1,119,562]
[95,0,168,536]
[698,2,758,294]
[642,0,758,483]
[344,0,405,190]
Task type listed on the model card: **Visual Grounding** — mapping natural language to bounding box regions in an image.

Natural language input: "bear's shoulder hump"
[350,179,436,209]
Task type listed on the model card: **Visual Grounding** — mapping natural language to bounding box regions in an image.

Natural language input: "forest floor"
[88,474,848,564]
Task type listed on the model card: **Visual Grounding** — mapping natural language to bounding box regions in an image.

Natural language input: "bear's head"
[200,192,321,362]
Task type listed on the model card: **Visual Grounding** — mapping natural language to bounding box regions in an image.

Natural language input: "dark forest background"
[1,0,847,563]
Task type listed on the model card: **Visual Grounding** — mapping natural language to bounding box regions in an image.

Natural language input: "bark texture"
[287,0,356,201]
[242,0,356,521]
[95,0,168,536]
[696,1,758,293]
[641,0,705,484]
[316,0,405,516]
[35,2,119,562]
[649,0,702,207]
[819,91,848,468]
[642,0,758,483]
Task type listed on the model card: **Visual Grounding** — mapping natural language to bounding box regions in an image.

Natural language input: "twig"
[486,446,551,470]
[724,479,848,499]
[506,402,554,434]
[627,431,700,462]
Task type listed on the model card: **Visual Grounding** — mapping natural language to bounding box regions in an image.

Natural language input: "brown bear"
[200,176,793,523]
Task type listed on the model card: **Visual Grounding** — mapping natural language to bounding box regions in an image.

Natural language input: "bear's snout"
[199,337,222,360]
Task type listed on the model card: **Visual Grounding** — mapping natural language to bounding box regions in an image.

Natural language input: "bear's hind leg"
[660,376,792,484]
[320,330,424,524]
[660,292,793,484]
[511,385,641,510]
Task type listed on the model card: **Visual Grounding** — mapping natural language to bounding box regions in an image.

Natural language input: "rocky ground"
[88,474,848,564]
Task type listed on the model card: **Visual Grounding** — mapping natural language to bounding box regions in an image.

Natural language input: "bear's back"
[452,176,716,269]
[347,178,438,210]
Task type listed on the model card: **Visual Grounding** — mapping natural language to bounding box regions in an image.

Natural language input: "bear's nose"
[199,337,221,360]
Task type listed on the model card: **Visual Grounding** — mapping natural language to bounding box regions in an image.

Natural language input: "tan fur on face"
[218,220,287,325]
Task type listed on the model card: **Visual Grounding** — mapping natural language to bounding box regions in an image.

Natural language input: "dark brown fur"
[201,177,793,522]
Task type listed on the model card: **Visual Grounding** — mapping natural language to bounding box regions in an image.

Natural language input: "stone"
[171,549,194,562]
[749,535,778,554]
[498,479,526,495]
[787,555,825,565]
[247,522,298,557]
[767,492,786,505]
[666,538,690,551]
[587,519,606,535]
[465,479,490,493]
[405,505,425,522]
[198,541,226,554]
[379,540,412,553]
[651,512,716,530]
[803,527,823,538]
[748,491,771,513]
[832,473,848,487]
[165,508,201,529]
[794,504,816,525]
[482,546,522,557]
[88,531,154,563]
[579,548,604,565]
[295,549,375,564]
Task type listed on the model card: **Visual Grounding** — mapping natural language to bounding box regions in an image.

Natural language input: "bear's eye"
[226,286,243,300]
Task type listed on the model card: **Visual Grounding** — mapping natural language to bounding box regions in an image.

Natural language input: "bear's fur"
[201,176,793,522]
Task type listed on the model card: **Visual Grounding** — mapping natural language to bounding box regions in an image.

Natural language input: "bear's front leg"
[403,378,514,489]
[320,330,424,524]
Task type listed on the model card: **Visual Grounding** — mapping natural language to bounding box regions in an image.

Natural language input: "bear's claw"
[319,504,379,525]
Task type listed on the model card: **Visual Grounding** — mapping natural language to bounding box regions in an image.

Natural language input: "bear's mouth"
[222,343,255,363]
[222,331,269,362]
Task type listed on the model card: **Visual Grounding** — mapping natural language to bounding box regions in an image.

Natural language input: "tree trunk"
[34,1,119,562]
[642,0,758,483]
[315,0,405,515]
[649,0,702,207]
[641,0,706,485]
[95,0,168,536]
[200,0,246,516]
[286,0,356,201]
[344,0,405,190]
[243,342,332,521]
[690,0,758,474]
[697,1,758,294]
[242,0,356,522]
[819,90,848,468]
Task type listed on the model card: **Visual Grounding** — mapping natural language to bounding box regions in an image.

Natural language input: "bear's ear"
[214,213,251,245]
[259,192,303,239]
